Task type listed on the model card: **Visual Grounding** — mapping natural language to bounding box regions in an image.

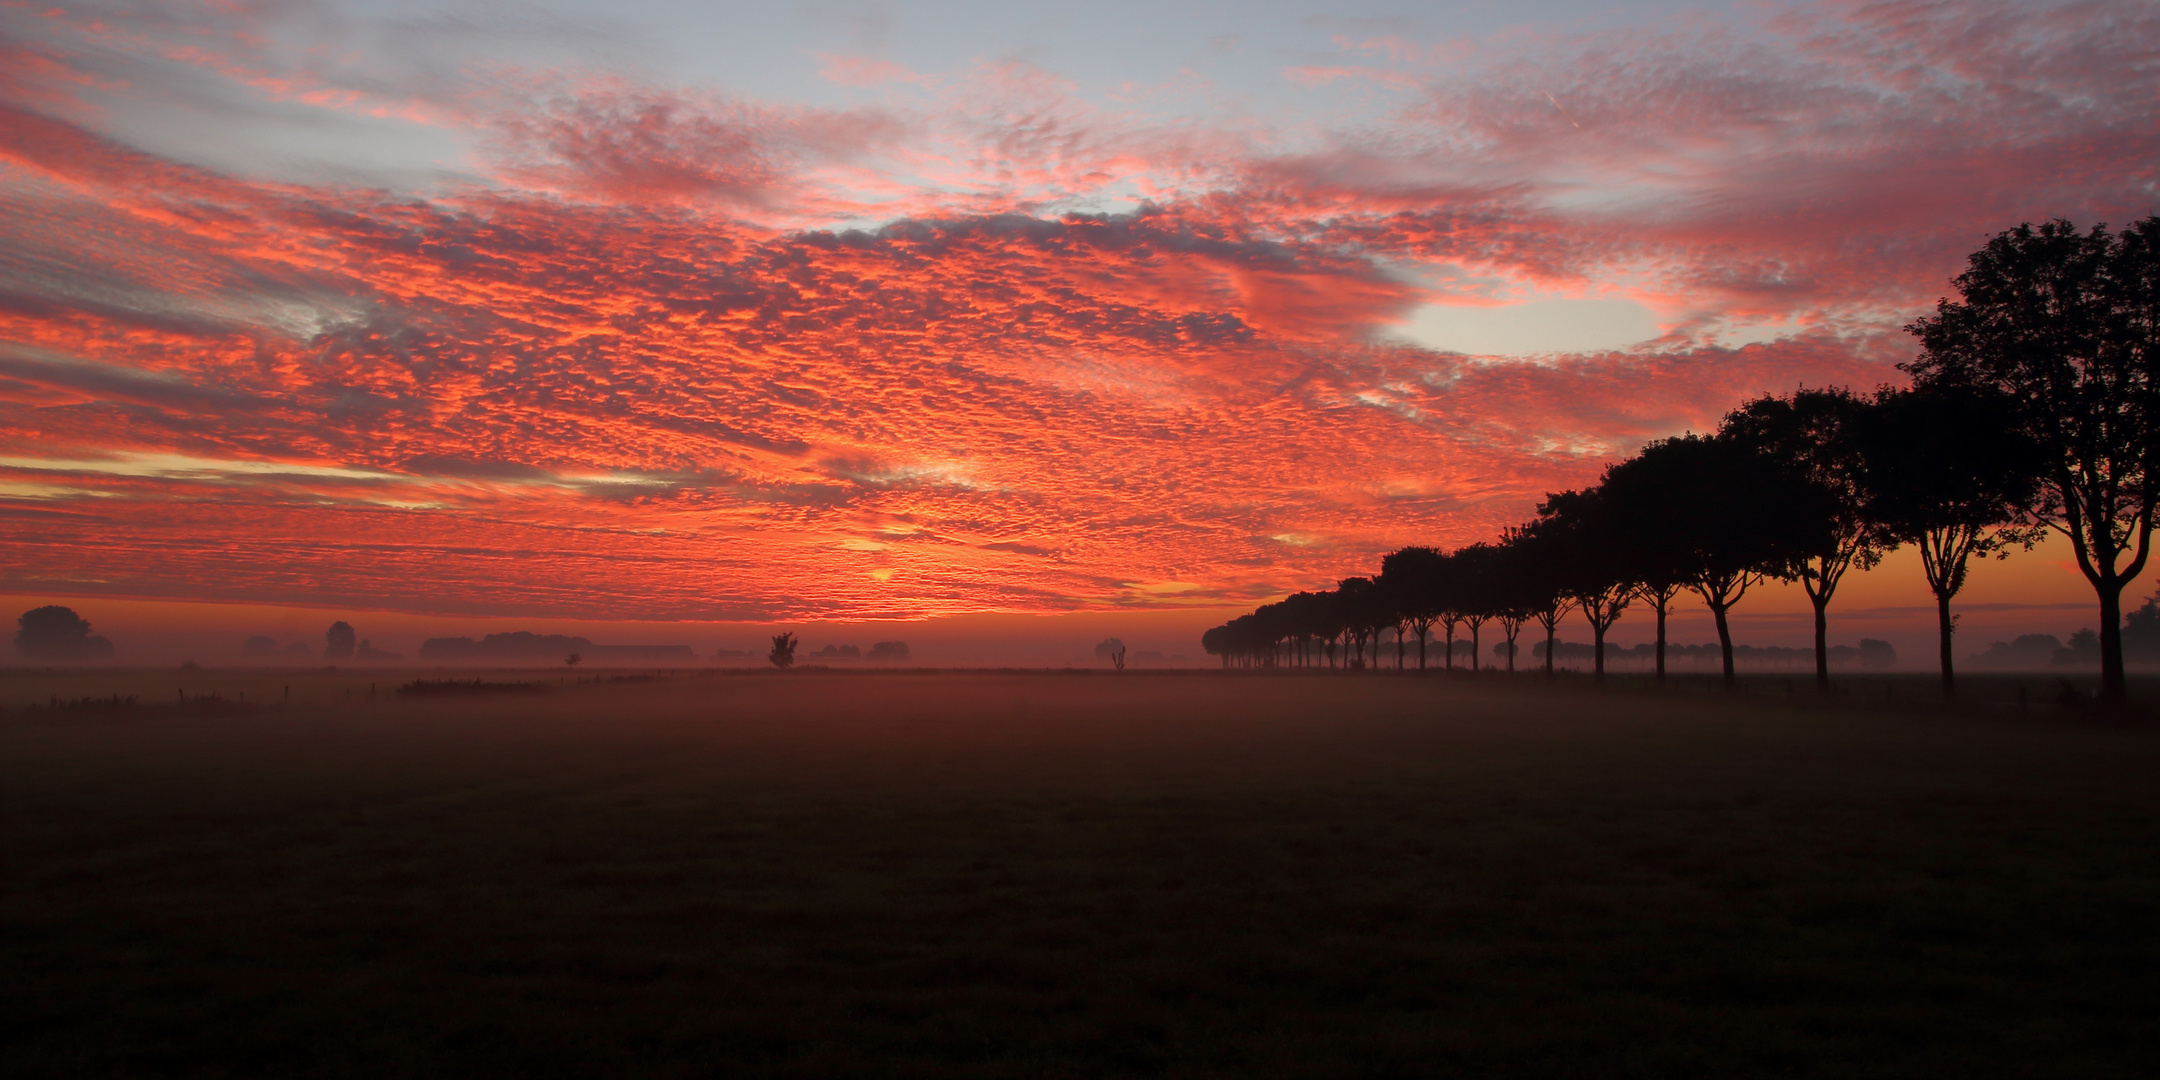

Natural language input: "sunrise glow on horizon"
[4,0,2158,638]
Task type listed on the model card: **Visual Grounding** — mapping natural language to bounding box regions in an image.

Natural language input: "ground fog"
[4,672,2158,1078]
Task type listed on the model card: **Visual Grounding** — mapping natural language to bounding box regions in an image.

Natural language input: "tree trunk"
[1936,588,1956,701]
[1544,623,1556,676]
[1469,626,1480,672]
[1592,622,1606,680]
[1655,603,1667,684]
[1713,603,1735,688]
[1812,592,1830,691]
[2099,580,2125,704]
[2058,481,2151,706]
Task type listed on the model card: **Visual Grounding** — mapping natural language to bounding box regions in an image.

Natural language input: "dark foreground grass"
[4,673,2159,1078]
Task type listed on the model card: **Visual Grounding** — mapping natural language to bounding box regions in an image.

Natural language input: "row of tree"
[1204,218,2160,703]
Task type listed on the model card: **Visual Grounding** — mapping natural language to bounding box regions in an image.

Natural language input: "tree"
[1905,218,2160,704]
[1379,547,1445,670]
[1280,592,1327,667]
[1613,435,1833,687]
[1859,384,2044,699]
[15,606,115,661]
[1449,544,1503,673]
[325,621,356,661]
[1584,448,1702,685]
[769,632,798,669]
[1497,524,1573,676]
[1528,588,1574,677]
[1527,487,1636,680]
[1095,637,1128,670]
[1429,553,1465,672]
[1487,527,1569,676]
[1633,578,1685,682]
[1492,599,1527,673]
[1335,578,1383,672]
[1720,388,1890,689]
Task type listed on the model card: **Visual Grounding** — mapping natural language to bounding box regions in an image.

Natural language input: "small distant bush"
[26,694,138,716]
[396,680,546,698]
[173,692,252,716]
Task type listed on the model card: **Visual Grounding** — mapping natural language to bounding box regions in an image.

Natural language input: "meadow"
[4,669,2158,1078]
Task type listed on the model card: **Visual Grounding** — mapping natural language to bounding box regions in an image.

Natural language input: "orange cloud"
[1,1,2155,621]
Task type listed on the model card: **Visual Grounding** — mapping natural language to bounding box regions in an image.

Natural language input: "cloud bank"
[0,0,2154,619]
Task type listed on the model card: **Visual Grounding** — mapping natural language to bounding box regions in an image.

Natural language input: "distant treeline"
[1205,218,2160,703]
[1531,639,1898,670]
[418,632,692,662]
[420,632,592,660]
[12,607,114,662]
[808,642,913,662]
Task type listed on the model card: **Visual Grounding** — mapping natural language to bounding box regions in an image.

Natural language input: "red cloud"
[0,1,2152,619]
[471,74,906,211]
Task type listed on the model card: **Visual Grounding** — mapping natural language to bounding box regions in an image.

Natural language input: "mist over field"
[7,671,2160,1076]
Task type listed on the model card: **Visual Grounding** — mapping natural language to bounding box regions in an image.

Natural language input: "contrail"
[1544,90,1582,130]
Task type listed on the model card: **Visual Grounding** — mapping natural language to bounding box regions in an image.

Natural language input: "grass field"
[5,670,2159,1078]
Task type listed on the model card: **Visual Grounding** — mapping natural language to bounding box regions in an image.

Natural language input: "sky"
[2,0,2158,664]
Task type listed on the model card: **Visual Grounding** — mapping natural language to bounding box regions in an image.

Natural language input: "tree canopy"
[1905,217,2160,702]
[15,606,115,662]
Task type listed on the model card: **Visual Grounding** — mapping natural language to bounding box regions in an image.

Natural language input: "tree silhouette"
[1721,387,1889,689]
[1379,547,1445,670]
[1603,470,1692,686]
[1439,604,1464,672]
[1094,637,1128,670]
[325,621,356,661]
[1449,544,1502,673]
[1906,218,2160,704]
[1492,585,1527,673]
[1495,525,1572,676]
[1631,573,1687,683]
[1860,384,2044,698]
[15,606,114,661]
[1325,579,1365,671]
[1594,444,1708,683]
[1526,586,1573,677]
[1493,529,1561,676]
[1620,435,1832,687]
[769,632,798,669]
[1527,487,1634,680]
[1276,592,1319,667]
